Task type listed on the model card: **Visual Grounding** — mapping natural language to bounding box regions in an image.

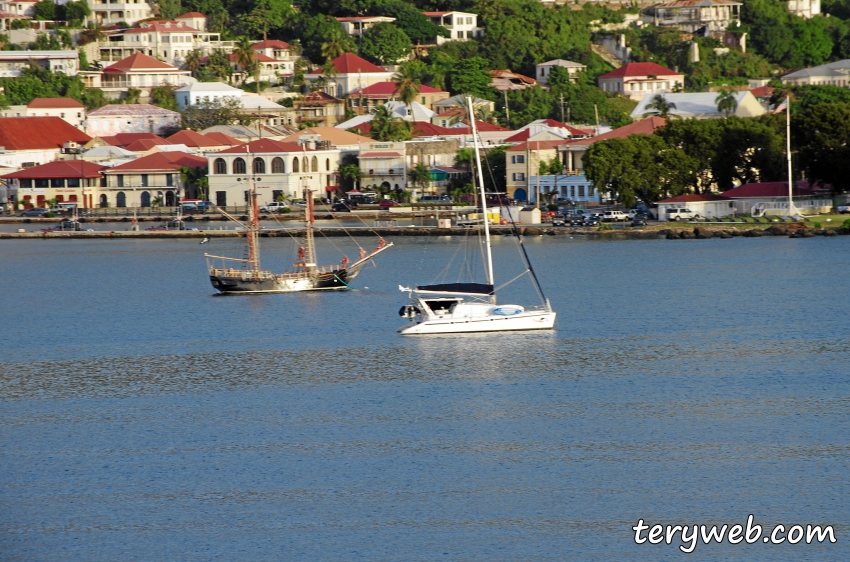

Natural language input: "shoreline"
[1,223,847,240]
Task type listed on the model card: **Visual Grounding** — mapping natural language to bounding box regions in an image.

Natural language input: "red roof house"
[0,117,91,151]
[598,62,685,101]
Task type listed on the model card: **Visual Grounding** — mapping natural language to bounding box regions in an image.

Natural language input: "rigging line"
[316,228,346,257]
[493,269,531,293]
[328,212,366,250]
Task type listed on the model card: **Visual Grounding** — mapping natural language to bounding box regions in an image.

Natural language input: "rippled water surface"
[1,235,849,561]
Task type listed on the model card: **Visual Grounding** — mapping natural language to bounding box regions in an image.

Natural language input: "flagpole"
[785,96,799,218]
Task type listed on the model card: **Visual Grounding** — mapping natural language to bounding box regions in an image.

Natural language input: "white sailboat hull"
[399,310,556,335]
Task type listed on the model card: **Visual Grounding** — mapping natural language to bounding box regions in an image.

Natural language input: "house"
[24,98,86,129]
[98,16,225,67]
[251,40,297,78]
[85,104,182,137]
[175,82,241,109]
[355,142,407,192]
[167,129,241,151]
[787,0,820,18]
[781,60,850,87]
[642,0,741,35]
[208,139,341,207]
[749,86,775,110]
[504,119,593,144]
[80,145,137,164]
[404,138,461,174]
[335,16,396,37]
[2,160,105,210]
[0,50,79,78]
[656,193,737,220]
[423,11,482,44]
[536,60,586,86]
[505,140,570,203]
[433,95,494,115]
[101,151,209,208]
[348,81,450,114]
[280,127,372,153]
[0,117,92,169]
[89,0,155,26]
[100,53,194,100]
[489,69,541,91]
[598,62,685,101]
[630,90,766,119]
[305,53,393,98]
[336,101,436,131]
[0,0,36,18]
[292,91,346,128]
[529,174,602,206]
[96,132,168,149]
[720,181,832,216]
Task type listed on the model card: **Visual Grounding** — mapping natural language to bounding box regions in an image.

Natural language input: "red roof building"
[348,81,450,112]
[3,160,104,209]
[27,98,85,109]
[598,62,685,102]
[0,117,91,151]
[168,129,227,148]
[102,53,192,91]
[306,53,393,98]
[101,152,209,208]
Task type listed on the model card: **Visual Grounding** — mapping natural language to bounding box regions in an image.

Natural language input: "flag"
[773,98,789,114]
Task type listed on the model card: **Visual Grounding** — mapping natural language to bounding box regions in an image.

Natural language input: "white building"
[536,60,586,86]
[335,16,396,37]
[99,52,194,99]
[598,62,685,101]
[0,116,92,170]
[22,98,86,129]
[0,50,79,77]
[99,18,225,69]
[423,11,482,44]
[305,53,393,98]
[85,104,182,137]
[207,139,341,207]
[781,59,850,87]
[630,90,766,120]
[175,81,241,109]
[88,0,155,27]
[787,0,820,18]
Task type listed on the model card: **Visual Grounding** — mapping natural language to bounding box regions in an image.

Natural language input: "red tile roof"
[228,51,276,63]
[721,181,816,199]
[251,40,290,50]
[411,122,456,136]
[168,129,222,147]
[175,11,206,18]
[423,11,451,16]
[0,117,91,150]
[750,86,775,98]
[562,116,667,147]
[104,53,181,73]
[106,152,208,173]
[203,132,244,146]
[27,97,84,109]
[359,151,403,158]
[308,52,387,75]
[100,133,167,148]
[123,139,173,152]
[217,139,314,154]
[657,193,730,203]
[599,62,681,79]
[458,120,511,132]
[125,20,199,33]
[2,160,104,179]
[353,81,446,96]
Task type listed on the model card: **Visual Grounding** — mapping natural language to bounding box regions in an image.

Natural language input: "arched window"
[214,158,226,174]
[233,158,246,174]
[303,157,308,172]
[326,158,330,171]
[311,156,318,172]
[272,157,285,173]
[117,192,126,207]
[292,157,299,173]
[253,157,265,174]
[140,191,151,207]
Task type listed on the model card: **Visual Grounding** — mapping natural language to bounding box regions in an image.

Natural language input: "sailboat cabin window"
[272,157,285,173]
[233,158,246,174]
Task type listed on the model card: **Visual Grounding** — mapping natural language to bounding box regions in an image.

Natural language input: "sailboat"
[205,176,392,295]
[396,97,556,334]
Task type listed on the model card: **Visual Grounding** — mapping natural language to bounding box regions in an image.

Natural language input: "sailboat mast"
[247,152,261,272]
[304,187,316,267]
[785,96,797,217]
[467,96,494,292]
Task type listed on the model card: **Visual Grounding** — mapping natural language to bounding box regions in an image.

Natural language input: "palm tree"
[408,162,432,196]
[184,49,202,77]
[370,105,396,141]
[644,94,677,118]
[340,164,363,191]
[321,28,348,62]
[715,89,738,117]
[454,148,474,172]
[392,66,421,106]
[234,36,260,92]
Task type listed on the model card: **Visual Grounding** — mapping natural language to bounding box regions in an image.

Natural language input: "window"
[35,179,49,188]
[570,186,575,197]
[117,175,124,188]
[68,178,80,187]
[311,156,318,172]
[166,174,173,187]
[253,157,265,174]
[20,179,32,188]
[233,158,246,174]
[117,192,126,207]
[214,158,226,174]
[272,157,284,173]
[215,191,227,206]
[588,186,594,196]
[292,157,299,173]
[517,155,525,163]
[578,186,585,197]
[141,174,149,187]
[325,158,330,171]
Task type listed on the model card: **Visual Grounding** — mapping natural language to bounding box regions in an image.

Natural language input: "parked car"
[20,208,49,217]
[486,195,516,207]
[582,216,600,227]
[551,213,567,226]
[567,215,586,227]
[554,197,574,206]
[419,194,452,203]
[291,199,308,207]
[260,201,289,213]
[332,201,353,212]
[665,207,699,221]
[379,200,400,208]
[838,204,850,214]
[602,210,630,222]
[631,217,647,227]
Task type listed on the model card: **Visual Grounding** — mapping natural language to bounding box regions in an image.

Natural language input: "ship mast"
[303,185,316,268]
[467,96,495,302]
[247,149,261,272]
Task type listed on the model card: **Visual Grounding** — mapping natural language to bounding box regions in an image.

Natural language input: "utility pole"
[559,94,565,123]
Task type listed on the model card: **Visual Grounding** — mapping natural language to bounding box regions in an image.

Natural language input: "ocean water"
[1,235,848,560]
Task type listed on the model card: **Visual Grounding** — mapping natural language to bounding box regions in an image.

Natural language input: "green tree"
[184,48,202,76]
[644,94,677,118]
[65,1,91,25]
[297,15,355,64]
[340,163,363,191]
[360,23,411,65]
[156,0,183,20]
[371,0,448,44]
[393,64,421,105]
[445,57,494,99]
[715,89,738,117]
[181,97,247,129]
[179,165,209,200]
[408,161,432,193]
[795,102,850,193]
[33,1,55,20]
[206,49,232,82]
[240,0,294,41]
[151,85,178,110]
[233,37,260,92]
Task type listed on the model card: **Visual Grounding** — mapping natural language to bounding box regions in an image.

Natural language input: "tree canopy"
[359,23,411,65]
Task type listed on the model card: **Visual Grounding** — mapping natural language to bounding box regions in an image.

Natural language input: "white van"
[601,210,629,222]
[665,207,699,221]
